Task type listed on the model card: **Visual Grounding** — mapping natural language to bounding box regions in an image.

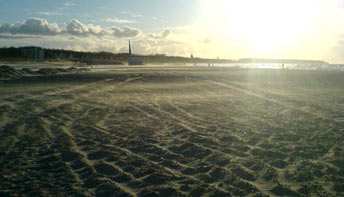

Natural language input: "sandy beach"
[0,65,343,196]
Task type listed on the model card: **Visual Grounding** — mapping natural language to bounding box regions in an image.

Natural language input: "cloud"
[36,12,61,16]
[111,26,141,38]
[64,3,75,6]
[152,17,168,23]
[87,24,107,36]
[105,18,136,24]
[157,44,191,56]
[0,34,40,39]
[131,40,154,54]
[118,39,156,55]
[199,36,212,44]
[121,11,142,18]
[146,29,171,40]
[66,19,89,36]
[0,17,193,58]
[0,17,144,38]
[0,17,61,36]
[162,29,171,38]
[65,19,107,36]
[65,19,90,36]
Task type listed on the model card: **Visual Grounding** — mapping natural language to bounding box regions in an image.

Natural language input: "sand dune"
[0,66,344,196]
[0,65,90,80]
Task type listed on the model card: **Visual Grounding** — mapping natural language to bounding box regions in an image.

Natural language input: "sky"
[1,0,344,63]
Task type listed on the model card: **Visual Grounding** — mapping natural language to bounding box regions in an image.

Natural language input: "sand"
[0,65,343,196]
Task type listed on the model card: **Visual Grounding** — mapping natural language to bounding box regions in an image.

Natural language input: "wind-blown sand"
[0,65,343,196]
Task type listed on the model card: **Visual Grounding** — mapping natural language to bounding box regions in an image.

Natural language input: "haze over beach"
[1,0,344,196]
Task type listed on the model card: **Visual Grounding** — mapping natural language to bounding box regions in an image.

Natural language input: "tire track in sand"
[0,76,143,196]
[205,80,338,123]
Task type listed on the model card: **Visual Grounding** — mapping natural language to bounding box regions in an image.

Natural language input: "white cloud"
[36,12,61,16]
[87,24,107,36]
[105,18,136,24]
[0,17,192,56]
[65,19,107,37]
[64,3,75,6]
[111,26,141,38]
[65,19,90,36]
[151,17,168,23]
[157,44,191,56]
[0,17,143,38]
[131,40,154,54]
[146,29,171,40]
[0,18,61,36]
[121,11,142,18]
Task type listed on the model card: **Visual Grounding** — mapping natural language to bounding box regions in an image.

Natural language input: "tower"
[128,40,143,65]
[129,40,132,56]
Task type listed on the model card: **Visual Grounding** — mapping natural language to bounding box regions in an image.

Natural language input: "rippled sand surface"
[1,66,344,196]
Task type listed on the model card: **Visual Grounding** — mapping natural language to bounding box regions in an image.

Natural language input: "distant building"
[129,56,144,65]
[128,40,144,65]
[21,46,45,61]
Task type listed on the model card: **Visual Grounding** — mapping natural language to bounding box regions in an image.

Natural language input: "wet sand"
[1,66,344,196]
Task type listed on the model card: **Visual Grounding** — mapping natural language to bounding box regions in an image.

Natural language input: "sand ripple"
[1,67,344,196]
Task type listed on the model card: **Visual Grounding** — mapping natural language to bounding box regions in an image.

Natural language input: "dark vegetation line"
[0,46,328,65]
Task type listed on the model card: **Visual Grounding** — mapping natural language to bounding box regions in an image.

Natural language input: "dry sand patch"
[0,66,344,196]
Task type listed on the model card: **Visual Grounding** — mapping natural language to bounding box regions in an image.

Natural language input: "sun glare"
[202,0,323,54]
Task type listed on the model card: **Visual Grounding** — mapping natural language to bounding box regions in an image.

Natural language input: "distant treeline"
[0,47,22,58]
[147,54,236,64]
[0,46,236,64]
[0,47,130,63]
[0,47,329,65]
